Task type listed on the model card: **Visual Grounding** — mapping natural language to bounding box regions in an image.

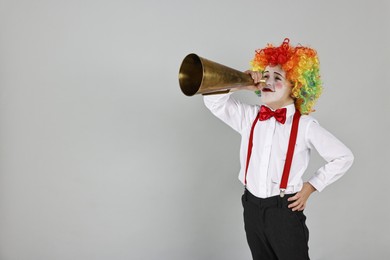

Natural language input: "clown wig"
[251,38,322,115]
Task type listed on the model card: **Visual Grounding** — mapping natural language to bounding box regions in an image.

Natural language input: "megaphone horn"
[178,53,265,96]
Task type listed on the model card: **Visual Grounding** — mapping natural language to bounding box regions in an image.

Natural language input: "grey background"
[0,0,389,259]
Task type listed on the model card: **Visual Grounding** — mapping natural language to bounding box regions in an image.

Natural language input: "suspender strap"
[279,111,301,197]
[244,112,261,186]
[244,109,301,197]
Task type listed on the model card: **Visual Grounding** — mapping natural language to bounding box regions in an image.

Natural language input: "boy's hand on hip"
[287,182,316,211]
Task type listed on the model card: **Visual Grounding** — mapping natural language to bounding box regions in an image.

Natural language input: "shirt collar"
[284,103,296,118]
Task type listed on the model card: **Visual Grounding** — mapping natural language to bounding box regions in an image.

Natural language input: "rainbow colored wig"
[251,38,322,115]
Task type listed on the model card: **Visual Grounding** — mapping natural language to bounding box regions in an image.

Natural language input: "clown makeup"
[260,65,294,110]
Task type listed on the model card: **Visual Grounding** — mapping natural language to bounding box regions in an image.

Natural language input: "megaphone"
[178,53,265,96]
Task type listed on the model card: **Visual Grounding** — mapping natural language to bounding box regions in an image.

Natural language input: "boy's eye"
[263,75,269,79]
[275,76,281,81]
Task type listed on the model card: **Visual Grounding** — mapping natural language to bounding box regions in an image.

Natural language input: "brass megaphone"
[178,53,265,96]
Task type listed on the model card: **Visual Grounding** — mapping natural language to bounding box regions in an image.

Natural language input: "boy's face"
[260,65,294,109]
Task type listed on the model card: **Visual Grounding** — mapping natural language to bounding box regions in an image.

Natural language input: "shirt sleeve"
[203,93,256,133]
[306,120,354,192]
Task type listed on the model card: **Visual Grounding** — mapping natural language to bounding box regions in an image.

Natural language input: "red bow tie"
[259,105,287,124]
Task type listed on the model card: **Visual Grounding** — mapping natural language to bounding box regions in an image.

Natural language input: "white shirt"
[204,93,354,198]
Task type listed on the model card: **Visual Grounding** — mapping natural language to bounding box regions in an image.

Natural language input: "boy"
[203,38,354,260]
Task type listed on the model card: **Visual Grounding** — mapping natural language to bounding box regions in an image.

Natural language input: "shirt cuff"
[308,177,326,192]
[203,92,233,109]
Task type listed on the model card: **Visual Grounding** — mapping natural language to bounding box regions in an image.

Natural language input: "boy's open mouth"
[261,87,275,92]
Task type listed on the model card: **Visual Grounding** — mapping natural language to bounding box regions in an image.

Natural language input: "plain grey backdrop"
[0,0,389,259]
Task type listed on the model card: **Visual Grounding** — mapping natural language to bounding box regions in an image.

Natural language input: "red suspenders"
[244,109,301,197]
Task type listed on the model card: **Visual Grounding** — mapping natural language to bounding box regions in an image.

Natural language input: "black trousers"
[242,189,310,260]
